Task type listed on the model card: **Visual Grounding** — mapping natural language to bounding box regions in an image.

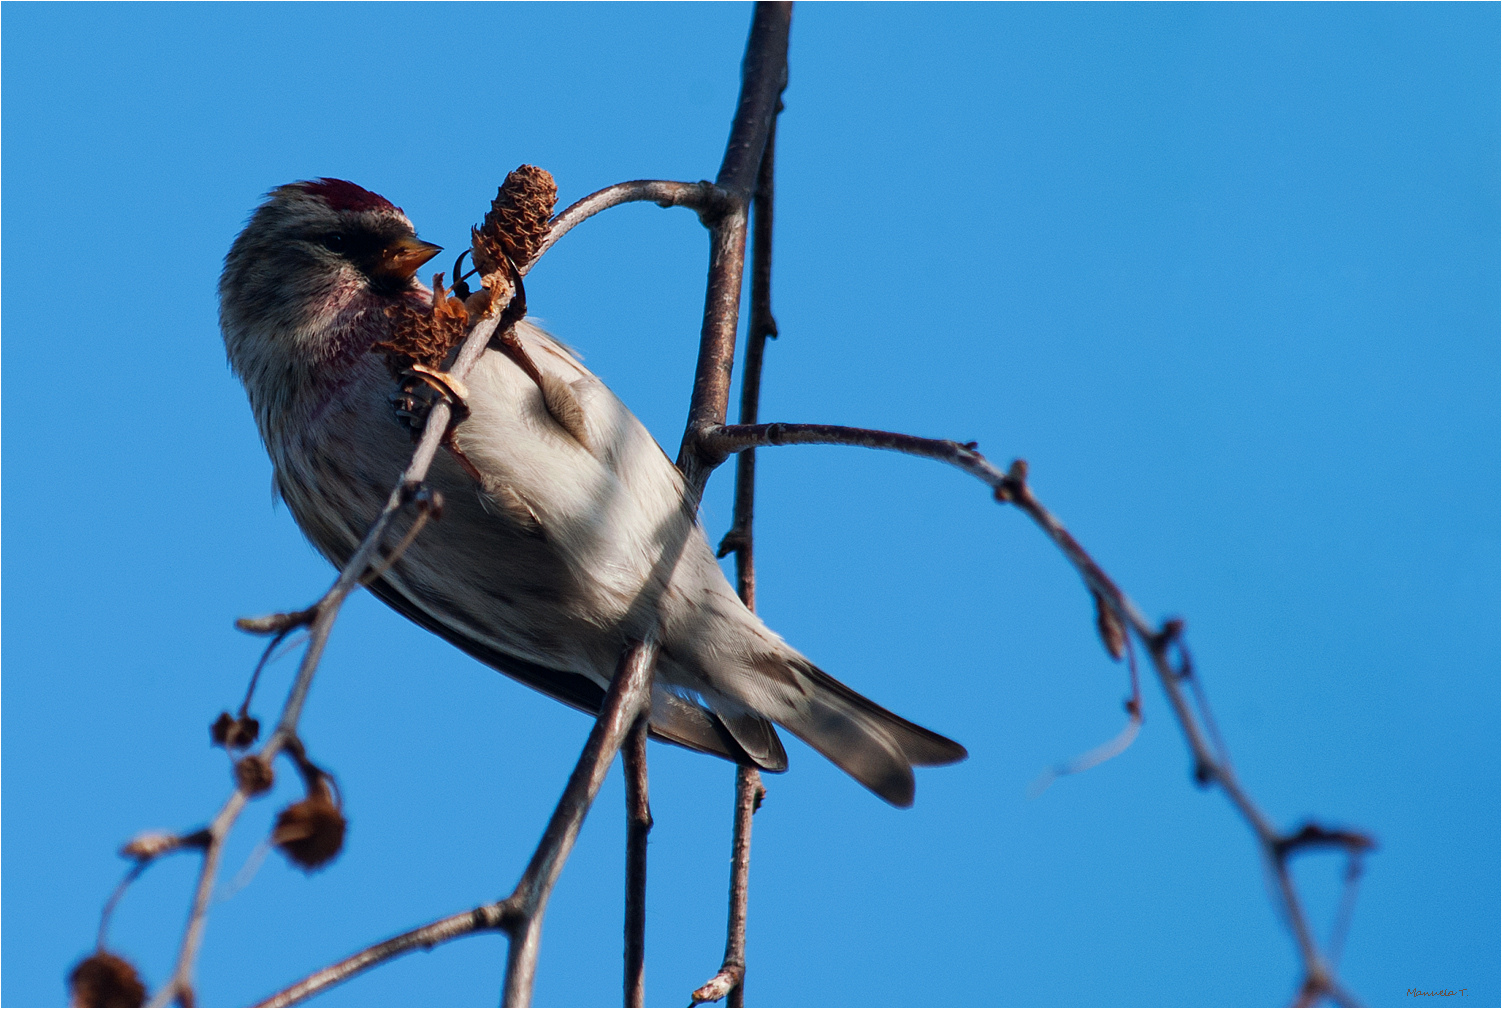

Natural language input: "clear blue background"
[4,3,1497,1006]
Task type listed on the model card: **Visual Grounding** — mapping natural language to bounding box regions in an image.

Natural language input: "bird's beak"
[374,236,444,284]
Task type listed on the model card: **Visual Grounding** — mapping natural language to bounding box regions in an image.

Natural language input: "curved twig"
[698,418,1371,1005]
[521,181,729,276]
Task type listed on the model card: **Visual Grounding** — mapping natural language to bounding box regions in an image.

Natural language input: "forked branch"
[258,640,660,1009]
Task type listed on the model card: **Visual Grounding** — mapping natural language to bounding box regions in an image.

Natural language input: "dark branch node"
[1272,823,1378,864]
[1153,617,1187,653]
[995,458,1030,503]
[716,527,750,559]
[682,181,736,227]
[211,711,260,750]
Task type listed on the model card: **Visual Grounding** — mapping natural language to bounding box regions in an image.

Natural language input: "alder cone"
[272,790,346,871]
[235,754,275,796]
[210,711,259,749]
[377,288,469,376]
[69,951,146,1008]
[472,164,558,275]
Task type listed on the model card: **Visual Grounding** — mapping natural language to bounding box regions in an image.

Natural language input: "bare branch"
[676,2,792,494]
[255,903,515,1008]
[696,98,781,1009]
[623,717,651,1008]
[257,640,660,1008]
[689,766,763,1008]
[707,422,1011,498]
[701,418,1372,1003]
[715,4,791,203]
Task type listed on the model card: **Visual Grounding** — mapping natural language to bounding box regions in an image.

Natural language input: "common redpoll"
[219,179,965,806]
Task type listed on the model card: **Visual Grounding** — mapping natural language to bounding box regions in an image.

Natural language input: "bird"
[219,178,965,806]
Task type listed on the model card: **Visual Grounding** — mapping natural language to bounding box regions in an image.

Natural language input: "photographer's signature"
[1409,989,1468,998]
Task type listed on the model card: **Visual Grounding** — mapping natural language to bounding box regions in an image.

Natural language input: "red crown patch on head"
[297,178,397,214]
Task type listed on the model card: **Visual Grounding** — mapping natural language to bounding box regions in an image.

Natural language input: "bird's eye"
[320,233,347,253]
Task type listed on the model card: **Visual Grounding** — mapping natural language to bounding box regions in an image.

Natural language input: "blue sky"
[3,4,1497,1006]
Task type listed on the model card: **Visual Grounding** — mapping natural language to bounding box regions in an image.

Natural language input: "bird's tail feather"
[762,655,967,808]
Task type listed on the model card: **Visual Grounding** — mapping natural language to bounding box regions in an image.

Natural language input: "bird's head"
[219,179,443,423]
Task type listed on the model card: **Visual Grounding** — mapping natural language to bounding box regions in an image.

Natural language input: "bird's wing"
[365,575,769,764]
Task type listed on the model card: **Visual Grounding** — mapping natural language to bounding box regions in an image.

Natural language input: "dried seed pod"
[272,785,346,871]
[210,711,259,750]
[234,755,275,796]
[375,275,470,377]
[68,951,146,1008]
[471,164,558,275]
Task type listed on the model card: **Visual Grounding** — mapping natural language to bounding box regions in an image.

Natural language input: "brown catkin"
[375,283,469,377]
[375,165,555,377]
[272,784,346,871]
[472,165,558,275]
[69,952,146,1008]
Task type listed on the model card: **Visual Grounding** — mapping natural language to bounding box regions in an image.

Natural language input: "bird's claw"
[390,366,470,435]
[389,382,437,435]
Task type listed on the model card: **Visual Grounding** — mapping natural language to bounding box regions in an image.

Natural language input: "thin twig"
[699,420,1372,1004]
[689,766,763,1009]
[623,716,651,1008]
[523,181,729,274]
[96,863,147,950]
[255,902,516,1008]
